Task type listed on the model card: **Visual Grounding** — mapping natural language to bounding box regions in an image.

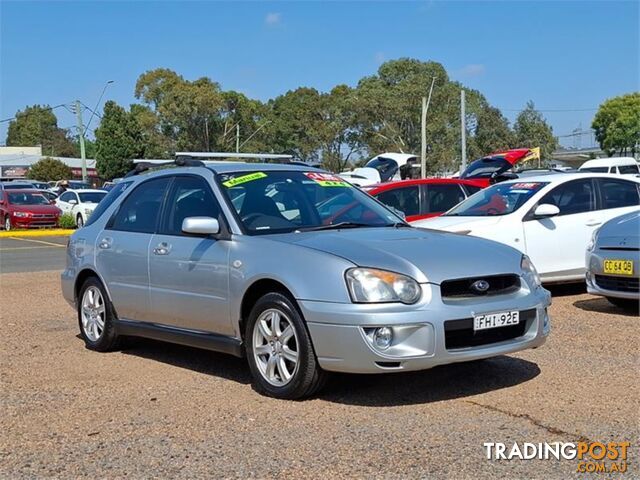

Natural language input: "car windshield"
[460,157,511,179]
[445,181,549,216]
[69,181,91,189]
[2,183,35,190]
[79,192,107,203]
[218,170,404,235]
[364,157,399,182]
[7,192,49,205]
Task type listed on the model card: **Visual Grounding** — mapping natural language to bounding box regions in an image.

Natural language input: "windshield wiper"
[387,222,412,228]
[298,222,374,232]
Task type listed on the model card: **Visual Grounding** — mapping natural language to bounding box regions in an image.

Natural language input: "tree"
[592,92,640,156]
[513,101,558,162]
[468,104,515,159]
[26,157,72,181]
[6,105,76,156]
[94,101,145,180]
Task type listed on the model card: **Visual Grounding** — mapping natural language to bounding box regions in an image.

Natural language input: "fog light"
[373,327,393,350]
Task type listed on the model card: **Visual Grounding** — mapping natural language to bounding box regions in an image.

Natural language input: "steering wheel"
[486,207,500,215]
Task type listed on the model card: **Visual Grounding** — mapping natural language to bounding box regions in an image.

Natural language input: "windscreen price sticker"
[222,172,267,188]
[305,172,349,187]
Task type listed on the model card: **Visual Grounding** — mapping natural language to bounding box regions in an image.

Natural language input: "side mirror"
[533,204,560,219]
[68,199,78,205]
[182,216,220,236]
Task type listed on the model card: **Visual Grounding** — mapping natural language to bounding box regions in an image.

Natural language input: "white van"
[579,157,640,176]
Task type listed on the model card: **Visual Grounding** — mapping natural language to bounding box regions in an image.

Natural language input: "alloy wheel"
[81,286,106,341]
[252,308,300,386]
[4,217,10,231]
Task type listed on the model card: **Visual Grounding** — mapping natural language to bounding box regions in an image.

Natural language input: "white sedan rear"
[412,173,640,283]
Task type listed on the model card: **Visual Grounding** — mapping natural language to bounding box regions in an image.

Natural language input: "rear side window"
[597,179,640,210]
[85,182,132,227]
[160,176,221,235]
[375,186,420,216]
[619,164,640,174]
[108,178,170,233]
[462,184,482,196]
[425,184,465,213]
[540,179,595,216]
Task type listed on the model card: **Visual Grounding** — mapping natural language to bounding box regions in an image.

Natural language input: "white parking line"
[6,237,66,248]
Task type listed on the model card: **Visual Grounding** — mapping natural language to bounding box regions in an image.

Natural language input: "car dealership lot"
[1,270,638,478]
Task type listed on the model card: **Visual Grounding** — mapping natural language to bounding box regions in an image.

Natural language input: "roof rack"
[124,158,206,177]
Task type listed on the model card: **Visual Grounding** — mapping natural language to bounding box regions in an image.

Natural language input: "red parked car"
[365,178,486,222]
[0,189,61,230]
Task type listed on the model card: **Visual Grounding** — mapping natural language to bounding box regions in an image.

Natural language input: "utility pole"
[235,124,240,153]
[460,89,467,172]
[421,76,436,179]
[75,100,87,183]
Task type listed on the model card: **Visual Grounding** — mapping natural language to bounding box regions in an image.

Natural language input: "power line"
[0,103,70,124]
[500,107,597,113]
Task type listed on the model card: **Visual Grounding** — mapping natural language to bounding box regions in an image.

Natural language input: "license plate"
[474,311,520,331]
[603,259,634,276]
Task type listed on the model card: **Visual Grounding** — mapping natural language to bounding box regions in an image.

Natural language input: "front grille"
[440,274,520,298]
[444,308,536,350]
[595,275,639,293]
[32,214,55,218]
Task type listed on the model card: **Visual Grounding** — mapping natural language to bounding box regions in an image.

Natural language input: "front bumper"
[586,249,639,300]
[11,215,59,228]
[300,284,551,373]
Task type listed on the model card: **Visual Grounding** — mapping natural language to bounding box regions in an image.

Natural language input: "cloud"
[374,51,386,64]
[459,64,486,77]
[265,13,281,26]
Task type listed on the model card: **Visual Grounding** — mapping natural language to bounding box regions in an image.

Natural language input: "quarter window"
[160,176,221,235]
[597,179,640,210]
[109,177,170,233]
[540,180,595,216]
[375,186,420,216]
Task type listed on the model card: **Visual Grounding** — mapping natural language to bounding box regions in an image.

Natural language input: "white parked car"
[55,189,107,227]
[339,153,420,187]
[579,157,639,176]
[412,173,640,283]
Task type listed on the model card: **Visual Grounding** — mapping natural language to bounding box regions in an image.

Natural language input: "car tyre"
[4,216,11,231]
[606,296,639,312]
[245,292,327,399]
[78,276,121,351]
[76,214,84,228]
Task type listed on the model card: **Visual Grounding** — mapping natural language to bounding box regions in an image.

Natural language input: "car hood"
[10,204,60,214]
[597,210,640,248]
[270,227,521,284]
[411,215,503,232]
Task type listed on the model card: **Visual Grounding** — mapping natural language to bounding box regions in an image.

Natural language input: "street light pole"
[75,100,87,183]
[460,89,467,172]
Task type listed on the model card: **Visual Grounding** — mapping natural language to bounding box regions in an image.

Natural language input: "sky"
[1,0,638,150]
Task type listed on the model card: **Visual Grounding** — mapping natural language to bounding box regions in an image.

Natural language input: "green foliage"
[592,92,640,156]
[95,101,145,180]
[513,101,558,161]
[6,105,76,156]
[26,157,72,181]
[58,213,77,229]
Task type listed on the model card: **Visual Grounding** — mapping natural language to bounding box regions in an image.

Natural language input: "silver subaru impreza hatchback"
[61,161,551,399]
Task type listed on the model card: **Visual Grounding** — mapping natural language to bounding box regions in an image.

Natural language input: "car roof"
[580,157,638,168]
[65,189,107,194]
[499,172,640,185]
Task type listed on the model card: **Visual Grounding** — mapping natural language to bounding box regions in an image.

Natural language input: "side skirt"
[114,319,244,358]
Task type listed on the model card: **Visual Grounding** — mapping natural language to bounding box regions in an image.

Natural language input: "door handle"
[98,238,112,249]
[585,220,602,227]
[153,242,172,255]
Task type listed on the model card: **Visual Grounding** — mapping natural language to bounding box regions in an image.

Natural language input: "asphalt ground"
[0,236,67,273]
[1,270,638,479]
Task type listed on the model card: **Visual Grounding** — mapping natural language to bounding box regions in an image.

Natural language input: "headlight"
[586,227,600,252]
[13,211,29,218]
[345,268,421,304]
[521,255,541,288]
